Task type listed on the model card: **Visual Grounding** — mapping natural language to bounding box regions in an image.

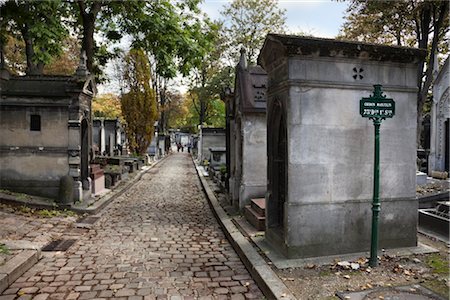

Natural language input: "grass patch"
[318,269,333,276]
[425,253,449,274]
[16,206,76,218]
[0,244,9,255]
[0,189,31,200]
[36,209,76,218]
[422,279,449,298]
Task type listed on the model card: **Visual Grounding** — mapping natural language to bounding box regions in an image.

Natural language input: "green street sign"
[359,84,395,268]
[360,85,395,119]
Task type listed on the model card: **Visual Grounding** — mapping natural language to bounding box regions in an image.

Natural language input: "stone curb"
[0,250,40,294]
[193,159,296,300]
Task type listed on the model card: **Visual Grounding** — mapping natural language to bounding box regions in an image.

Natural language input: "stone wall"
[239,114,267,208]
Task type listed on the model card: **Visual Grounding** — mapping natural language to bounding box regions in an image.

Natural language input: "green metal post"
[369,118,381,267]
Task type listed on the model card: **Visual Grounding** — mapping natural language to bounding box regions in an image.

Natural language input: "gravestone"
[429,57,449,177]
[223,48,268,209]
[258,34,426,258]
[198,127,226,164]
[208,147,226,171]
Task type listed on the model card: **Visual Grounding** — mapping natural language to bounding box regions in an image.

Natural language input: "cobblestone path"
[1,153,263,300]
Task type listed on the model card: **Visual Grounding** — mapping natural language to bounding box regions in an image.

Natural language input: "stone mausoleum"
[226,48,268,209]
[429,57,449,176]
[93,117,127,156]
[0,68,96,203]
[258,34,426,258]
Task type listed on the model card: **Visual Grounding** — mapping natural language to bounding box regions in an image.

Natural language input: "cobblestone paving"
[1,153,263,300]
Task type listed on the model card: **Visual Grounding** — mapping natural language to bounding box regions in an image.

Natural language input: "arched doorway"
[81,118,89,190]
[267,99,287,230]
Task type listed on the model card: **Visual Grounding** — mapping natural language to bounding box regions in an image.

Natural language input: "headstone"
[58,175,74,205]
[258,34,426,258]
[90,164,105,195]
[198,127,225,164]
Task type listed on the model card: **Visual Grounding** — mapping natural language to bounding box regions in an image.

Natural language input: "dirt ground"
[275,234,449,300]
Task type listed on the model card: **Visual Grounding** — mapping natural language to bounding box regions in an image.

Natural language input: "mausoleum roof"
[0,74,96,101]
[258,34,427,67]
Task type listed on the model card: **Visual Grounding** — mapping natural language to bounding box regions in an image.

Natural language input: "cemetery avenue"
[0,153,263,299]
[1,1,449,299]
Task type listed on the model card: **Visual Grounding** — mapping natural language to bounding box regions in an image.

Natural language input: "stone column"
[100,119,105,155]
[68,120,82,202]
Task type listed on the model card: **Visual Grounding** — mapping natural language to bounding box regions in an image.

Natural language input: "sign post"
[360,84,395,267]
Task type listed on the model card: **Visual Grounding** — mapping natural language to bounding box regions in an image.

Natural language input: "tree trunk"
[415,3,431,148]
[415,1,447,148]
[199,68,207,125]
[21,23,43,75]
[78,0,102,73]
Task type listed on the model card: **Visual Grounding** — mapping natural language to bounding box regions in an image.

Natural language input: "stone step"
[244,205,265,231]
[250,198,265,216]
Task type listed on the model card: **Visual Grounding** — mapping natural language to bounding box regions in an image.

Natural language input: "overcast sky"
[200,0,348,38]
[98,0,348,95]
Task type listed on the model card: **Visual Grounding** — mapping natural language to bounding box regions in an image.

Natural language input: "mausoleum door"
[268,99,287,231]
[445,119,449,172]
[81,119,89,190]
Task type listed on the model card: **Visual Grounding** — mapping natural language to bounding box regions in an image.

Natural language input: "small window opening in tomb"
[213,153,221,162]
[30,115,41,131]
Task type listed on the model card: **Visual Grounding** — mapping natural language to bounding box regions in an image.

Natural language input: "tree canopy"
[338,0,449,146]
[220,0,286,65]
[0,0,68,75]
[120,49,158,155]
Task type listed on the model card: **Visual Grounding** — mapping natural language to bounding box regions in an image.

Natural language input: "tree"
[2,34,26,75]
[92,93,123,120]
[220,0,286,65]
[44,35,80,75]
[0,0,68,75]
[120,49,158,156]
[338,0,449,147]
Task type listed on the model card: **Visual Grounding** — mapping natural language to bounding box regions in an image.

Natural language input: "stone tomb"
[0,72,96,202]
[429,57,449,177]
[224,49,268,209]
[93,118,127,156]
[198,127,226,164]
[208,147,226,171]
[258,34,426,258]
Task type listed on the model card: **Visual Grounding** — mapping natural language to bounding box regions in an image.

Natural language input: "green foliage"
[338,0,449,147]
[120,48,158,155]
[221,0,286,64]
[0,0,68,74]
[93,93,123,120]
[219,164,227,174]
[118,0,214,79]
[426,254,449,275]
[0,244,9,255]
